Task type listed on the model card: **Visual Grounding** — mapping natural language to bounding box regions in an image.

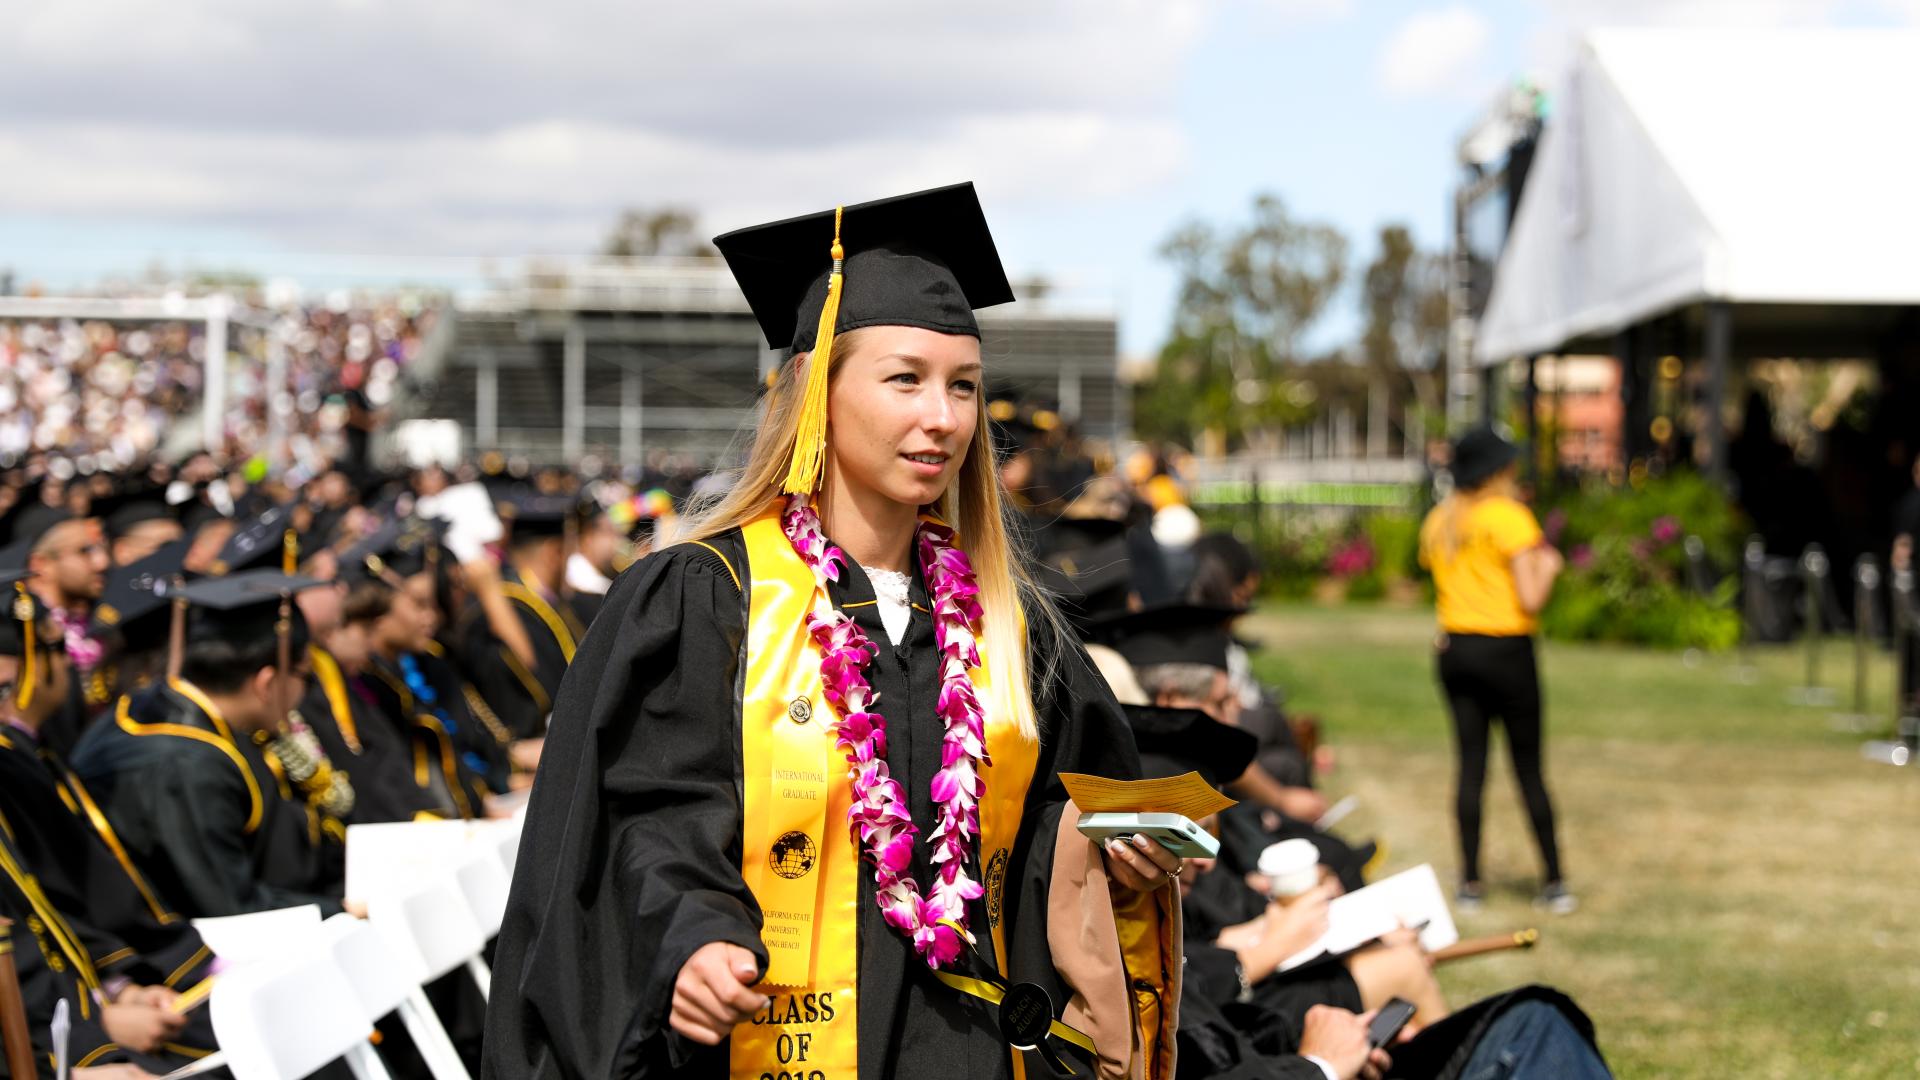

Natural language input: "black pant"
[1436,633,1563,883]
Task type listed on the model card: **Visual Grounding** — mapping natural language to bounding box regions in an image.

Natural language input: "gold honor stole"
[732,513,1040,1080]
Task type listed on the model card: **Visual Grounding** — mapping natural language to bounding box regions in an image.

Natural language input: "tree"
[1135,194,1348,452]
[1359,224,1450,441]
[601,208,716,258]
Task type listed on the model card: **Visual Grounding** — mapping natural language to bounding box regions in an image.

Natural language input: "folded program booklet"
[1057,771,1237,821]
[1278,863,1460,972]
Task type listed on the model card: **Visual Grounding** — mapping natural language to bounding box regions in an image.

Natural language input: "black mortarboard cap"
[713,182,1015,353]
[1122,704,1257,787]
[90,539,190,648]
[209,505,297,576]
[181,570,323,648]
[9,504,76,553]
[499,493,574,540]
[0,569,56,658]
[1105,604,1244,672]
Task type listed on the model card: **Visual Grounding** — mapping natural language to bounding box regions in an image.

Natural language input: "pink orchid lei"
[781,494,992,970]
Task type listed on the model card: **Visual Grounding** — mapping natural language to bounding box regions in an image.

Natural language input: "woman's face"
[824,326,981,509]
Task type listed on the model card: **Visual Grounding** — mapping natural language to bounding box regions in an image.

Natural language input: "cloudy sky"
[2,0,1914,353]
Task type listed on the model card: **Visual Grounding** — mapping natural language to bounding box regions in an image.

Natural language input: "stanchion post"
[1895,568,1917,748]
[1791,544,1836,706]
[1735,535,1764,683]
[1833,555,1878,732]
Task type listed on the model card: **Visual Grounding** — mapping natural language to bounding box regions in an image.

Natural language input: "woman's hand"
[671,942,768,1046]
[1102,833,1182,892]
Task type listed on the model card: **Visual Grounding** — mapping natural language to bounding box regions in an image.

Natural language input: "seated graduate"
[97,492,185,570]
[565,498,624,630]
[341,532,498,820]
[0,572,220,1041]
[486,183,1179,1080]
[1188,533,1322,793]
[85,540,192,712]
[1,501,112,755]
[293,541,449,825]
[70,570,352,919]
[1121,701,1390,1080]
[1105,604,1376,891]
[456,492,582,744]
[1,812,198,1079]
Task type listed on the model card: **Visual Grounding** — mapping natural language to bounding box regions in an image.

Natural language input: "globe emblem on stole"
[787,696,812,724]
[770,830,818,879]
[985,847,1010,927]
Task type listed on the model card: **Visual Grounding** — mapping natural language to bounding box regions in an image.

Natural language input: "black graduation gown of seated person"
[299,646,446,824]
[417,643,515,795]
[484,527,1145,1080]
[0,724,216,992]
[0,820,184,1078]
[358,652,493,819]
[456,567,579,741]
[68,683,345,919]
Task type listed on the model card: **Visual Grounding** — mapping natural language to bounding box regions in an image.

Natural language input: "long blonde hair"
[675,328,1062,741]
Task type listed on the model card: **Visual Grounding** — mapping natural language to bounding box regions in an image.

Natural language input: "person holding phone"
[1419,428,1573,914]
[484,185,1180,1080]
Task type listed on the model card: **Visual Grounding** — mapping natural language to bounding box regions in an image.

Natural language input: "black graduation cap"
[209,505,298,576]
[1122,704,1257,787]
[1103,604,1245,672]
[338,518,444,585]
[713,182,1015,354]
[89,539,191,651]
[92,485,177,540]
[180,570,323,648]
[7,503,76,553]
[0,568,56,659]
[498,493,575,540]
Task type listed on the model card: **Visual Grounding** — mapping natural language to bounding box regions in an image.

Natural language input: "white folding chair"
[449,851,510,999]
[367,880,489,1080]
[208,950,388,1080]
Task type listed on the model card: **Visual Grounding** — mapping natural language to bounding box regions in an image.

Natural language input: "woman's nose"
[921,391,959,436]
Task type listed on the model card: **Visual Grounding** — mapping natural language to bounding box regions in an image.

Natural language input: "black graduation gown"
[0,825,185,1078]
[68,684,345,919]
[456,568,577,741]
[359,654,492,819]
[483,528,1143,1080]
[300,648,445,824]
[417,645,515,794]
[0,724,214,990]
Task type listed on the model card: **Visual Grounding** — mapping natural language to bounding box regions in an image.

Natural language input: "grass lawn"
[1242,602,1920,1080]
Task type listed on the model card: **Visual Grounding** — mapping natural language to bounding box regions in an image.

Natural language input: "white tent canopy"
[1475,28,1920,364]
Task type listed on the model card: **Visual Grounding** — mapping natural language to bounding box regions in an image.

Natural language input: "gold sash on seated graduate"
[733,512,1039,1080]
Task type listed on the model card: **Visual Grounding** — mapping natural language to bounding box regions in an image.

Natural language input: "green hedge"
[1536,471,1744,650]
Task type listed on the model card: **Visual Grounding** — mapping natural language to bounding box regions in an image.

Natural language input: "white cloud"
[1376,6,1493,98]
[0,0,1204,255]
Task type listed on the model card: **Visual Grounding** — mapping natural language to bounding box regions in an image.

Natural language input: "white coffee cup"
[1258,838,1321,903]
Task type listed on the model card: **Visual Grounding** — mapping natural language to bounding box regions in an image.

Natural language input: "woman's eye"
[952,380,978,396]
[889,372,919,386]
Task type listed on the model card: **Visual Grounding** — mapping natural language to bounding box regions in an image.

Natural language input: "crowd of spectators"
[0,290,440,480]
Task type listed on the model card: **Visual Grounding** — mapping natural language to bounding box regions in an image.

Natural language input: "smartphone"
[1074,811,1221,859]
[1368,997,1417,1049]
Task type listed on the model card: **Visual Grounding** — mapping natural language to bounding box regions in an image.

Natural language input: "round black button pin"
[997,982,1055,1050]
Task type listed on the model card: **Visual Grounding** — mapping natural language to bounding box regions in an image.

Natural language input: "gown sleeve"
[483,544,766,1080]
[136,749,344,918]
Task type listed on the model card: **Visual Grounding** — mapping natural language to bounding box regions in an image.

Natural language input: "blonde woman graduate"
[484,184,1184,1080]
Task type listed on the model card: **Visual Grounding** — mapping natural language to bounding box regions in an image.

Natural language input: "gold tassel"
[780,205,846,496]
[283,529,298,575]
[14,583,35,710]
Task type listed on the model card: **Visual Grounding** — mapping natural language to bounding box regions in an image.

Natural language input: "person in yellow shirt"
[1418,428,1573,915]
